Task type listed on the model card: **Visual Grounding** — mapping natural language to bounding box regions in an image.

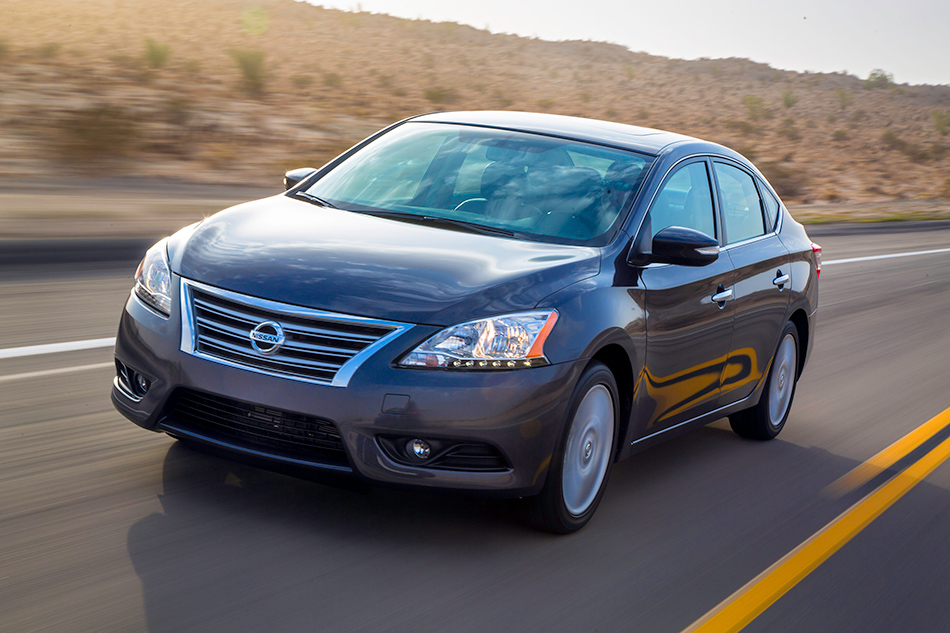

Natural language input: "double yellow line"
[682,406,950,633]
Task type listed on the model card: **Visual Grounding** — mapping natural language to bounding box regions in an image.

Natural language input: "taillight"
[811,242,822,278]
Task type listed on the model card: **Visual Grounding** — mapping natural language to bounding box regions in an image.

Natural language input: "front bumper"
[112,277,585,497]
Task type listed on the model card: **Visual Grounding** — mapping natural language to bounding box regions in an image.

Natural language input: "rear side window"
[714,162,765,244]
[759,183,780,230]
[646,162,716,241]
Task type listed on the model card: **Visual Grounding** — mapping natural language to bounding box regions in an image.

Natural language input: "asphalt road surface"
[3,221,950,633]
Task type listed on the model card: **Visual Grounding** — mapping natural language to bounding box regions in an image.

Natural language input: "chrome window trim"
[628,154,714,249]
[630,154,787,248]
[719,230,779,252]
[711,158,785,249]
[179,278,412,388]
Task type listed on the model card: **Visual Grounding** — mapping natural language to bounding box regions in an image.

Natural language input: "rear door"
[711,161,791,405]
[635,159,736,433]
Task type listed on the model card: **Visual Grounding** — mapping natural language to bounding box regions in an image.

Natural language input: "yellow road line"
[824,407,950,498]
[682,410,950,633]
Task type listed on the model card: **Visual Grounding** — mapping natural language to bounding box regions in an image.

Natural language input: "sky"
[308,0,950,86]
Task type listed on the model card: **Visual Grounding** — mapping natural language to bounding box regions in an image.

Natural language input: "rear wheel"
[525,361,618,533]
[730,321,799,440]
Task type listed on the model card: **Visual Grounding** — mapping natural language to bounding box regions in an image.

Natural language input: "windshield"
[299,122,654,245]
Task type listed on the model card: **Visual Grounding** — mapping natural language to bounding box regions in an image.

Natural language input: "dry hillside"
[2,0,950,212]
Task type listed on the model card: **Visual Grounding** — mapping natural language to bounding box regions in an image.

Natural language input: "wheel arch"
[588,343,636,462]
[788,308,809,377]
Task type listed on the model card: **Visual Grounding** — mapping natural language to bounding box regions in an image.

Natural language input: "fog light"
[134,373,150,396]
[409,439,431,460]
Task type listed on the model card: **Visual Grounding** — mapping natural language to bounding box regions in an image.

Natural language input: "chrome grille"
[181,280,407,386]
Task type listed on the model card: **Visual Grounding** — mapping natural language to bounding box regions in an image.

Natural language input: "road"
[2,221,950,633]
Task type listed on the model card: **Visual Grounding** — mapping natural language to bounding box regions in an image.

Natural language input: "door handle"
[773,271,790,288]
[712,287,733,303]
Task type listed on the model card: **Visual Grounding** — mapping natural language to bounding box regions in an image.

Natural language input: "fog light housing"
[409,439,431,460]
[134,373,150,396]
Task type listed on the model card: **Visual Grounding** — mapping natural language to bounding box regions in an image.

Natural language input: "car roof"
[412,110,704,155]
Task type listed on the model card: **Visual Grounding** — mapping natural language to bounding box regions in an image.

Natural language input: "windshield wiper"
[360,210,515,237]
[294,191,339,209]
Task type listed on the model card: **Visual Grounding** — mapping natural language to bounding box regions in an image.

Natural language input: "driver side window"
[647,162,716,242]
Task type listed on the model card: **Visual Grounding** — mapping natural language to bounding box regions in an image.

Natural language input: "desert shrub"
[184,60,201,75]
[725,119,757,135]
[779,118,801,141]
[580,92,591,103]
[537,98,554,110]
[292,75,314,89]
[144,38,171,70]
[933,111,950,136]
[56,105,139,161]
[229,48,266,96]
[624,65,635,80]
[881,130,931,162]
[758,162,808,199]
[782,89,798,109]
[322,72,342,88]
[850,109,867,122]
[0,39,8,59]
[241,6,270,36]
[637,109,650,120]
[425,86,457,104]
[832,129,849,141]
[37,42,61,58]
[742,95,768,121]
[865,68,893,89]
[834,88,852,109]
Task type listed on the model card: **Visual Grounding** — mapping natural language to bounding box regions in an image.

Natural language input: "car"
[112,111,820,533]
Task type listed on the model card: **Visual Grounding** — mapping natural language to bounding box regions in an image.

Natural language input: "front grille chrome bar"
[180,278,411,387]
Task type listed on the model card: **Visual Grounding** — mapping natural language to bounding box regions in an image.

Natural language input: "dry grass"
[0,0,949,209]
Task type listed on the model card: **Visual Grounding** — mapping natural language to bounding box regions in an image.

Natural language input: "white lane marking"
[825,247,950,266]
[0,362,114,384]
[0,337,115,360]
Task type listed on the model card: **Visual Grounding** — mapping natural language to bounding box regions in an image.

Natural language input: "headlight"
[134,240,172,317]
[399,310,558,369]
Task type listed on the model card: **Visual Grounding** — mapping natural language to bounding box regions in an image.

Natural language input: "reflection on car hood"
[170,195,601,325]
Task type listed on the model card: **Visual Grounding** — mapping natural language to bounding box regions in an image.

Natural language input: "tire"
[730,321,800,440]
[524,361,619,534]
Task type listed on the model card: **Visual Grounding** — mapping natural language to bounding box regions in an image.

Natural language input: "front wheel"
[524,361,618,533]
[730,321,800,440]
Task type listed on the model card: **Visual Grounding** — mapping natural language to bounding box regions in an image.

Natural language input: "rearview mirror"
[648,226,719,266]
[284,167,317,191]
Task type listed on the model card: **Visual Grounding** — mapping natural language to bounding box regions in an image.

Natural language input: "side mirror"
[643,226,720,266]
[284,167,317,191]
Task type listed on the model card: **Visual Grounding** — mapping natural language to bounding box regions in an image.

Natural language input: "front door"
[634,160,735,433]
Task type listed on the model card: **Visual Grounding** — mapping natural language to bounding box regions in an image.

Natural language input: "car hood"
[170,195,601,325]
